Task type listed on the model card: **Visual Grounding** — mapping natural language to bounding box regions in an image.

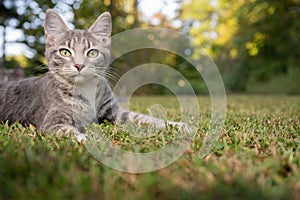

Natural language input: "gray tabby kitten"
[0,9,180,140]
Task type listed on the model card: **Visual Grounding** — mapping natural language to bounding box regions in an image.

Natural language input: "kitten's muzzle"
[74,64,84,72]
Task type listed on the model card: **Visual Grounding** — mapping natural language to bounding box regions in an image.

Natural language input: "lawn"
[0,95,299,199]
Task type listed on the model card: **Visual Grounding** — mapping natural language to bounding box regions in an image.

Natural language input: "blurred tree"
[180,0,300,93]
[3,0,299,94]
[0,0,21,65]
[233,0,300,93]
[125,0,206,94]
[180,0,247,92]
[73,0,140,33]
[0,0,66,74]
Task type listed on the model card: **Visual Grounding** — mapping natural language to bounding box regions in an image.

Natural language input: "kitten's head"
[44,9,111,83]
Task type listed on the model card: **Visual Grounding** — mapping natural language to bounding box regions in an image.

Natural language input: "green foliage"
[1,0,300,94]
[0,96,299,199]
[180,0,300,93]
[231,0,300,93]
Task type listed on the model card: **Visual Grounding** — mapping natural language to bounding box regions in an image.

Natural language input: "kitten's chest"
[72,81,98,123]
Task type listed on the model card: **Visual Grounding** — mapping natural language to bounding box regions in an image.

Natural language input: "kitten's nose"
[74,64,84,71]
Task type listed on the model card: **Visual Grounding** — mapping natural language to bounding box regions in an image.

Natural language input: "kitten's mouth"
[73,74,87,83]
[74,70,87,77]
[73,71,98,83]
[74,72,87,78]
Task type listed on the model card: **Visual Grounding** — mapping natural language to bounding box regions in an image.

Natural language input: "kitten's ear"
[45,9,69,44]
[89,12,112,37]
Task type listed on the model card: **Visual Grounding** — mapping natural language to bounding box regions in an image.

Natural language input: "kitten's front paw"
[56,125,87,143]
[75,133,87,143]
[167,121,190,130]
[179,122,192,131]
[57,125,77,136]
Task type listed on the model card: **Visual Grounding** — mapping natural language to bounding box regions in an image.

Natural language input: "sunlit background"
[0,0,180,57]
[0,0,299,94]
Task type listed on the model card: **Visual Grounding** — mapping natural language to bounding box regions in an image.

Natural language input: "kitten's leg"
[42,123,87,142]
[40,109,86,142]
[96,81,186,129]
[97,95,183,128]
[115,108,187,129]
[116,109,166,128]
[96,90,165,127]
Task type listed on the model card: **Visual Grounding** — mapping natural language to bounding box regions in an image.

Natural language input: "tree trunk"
[0,26,6,66]
[133,0,139,27]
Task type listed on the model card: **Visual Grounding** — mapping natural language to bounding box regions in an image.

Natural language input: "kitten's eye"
[59,49,71,57]
[87,49,99,58]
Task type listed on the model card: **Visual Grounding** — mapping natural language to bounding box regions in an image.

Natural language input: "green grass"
[0,95,299,199]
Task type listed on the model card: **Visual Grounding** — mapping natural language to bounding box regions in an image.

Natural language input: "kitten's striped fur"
[0,10,179,140]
